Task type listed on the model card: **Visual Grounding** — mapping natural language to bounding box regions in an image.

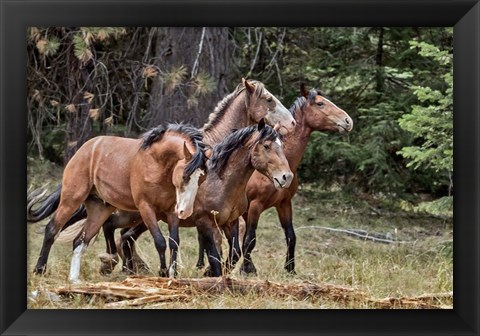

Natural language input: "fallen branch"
[296,226,408,244]
[367,292,453,309]
[53,276,452,309]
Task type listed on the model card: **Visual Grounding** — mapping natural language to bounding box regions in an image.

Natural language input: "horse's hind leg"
[120,224,148,273]
[99,216,119,275]
[34,199,86,275]
[276,200,296,274]
[69,200,114,283]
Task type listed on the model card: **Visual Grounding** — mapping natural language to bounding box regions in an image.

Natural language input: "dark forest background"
[26,27,453,215]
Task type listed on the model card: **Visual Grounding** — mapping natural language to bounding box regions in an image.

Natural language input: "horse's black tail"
[27,184,89,229]
[62,204,88,231]
[27,185,62,222]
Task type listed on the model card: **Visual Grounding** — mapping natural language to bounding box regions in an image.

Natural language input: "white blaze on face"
[69,242,85,284]
[175,168,204,220]
[275,137,282,147]
[271,136,293,189]
[263,88,295,135]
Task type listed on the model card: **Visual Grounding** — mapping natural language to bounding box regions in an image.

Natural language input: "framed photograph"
[1,0,479,335]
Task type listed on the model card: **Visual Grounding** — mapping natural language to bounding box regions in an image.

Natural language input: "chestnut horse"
[30,123,207,282]
[196,84,354,275]
[59,120,293,277]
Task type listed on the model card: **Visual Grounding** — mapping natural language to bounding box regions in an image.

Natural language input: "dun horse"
[30,124,207,282]
[197,84,353,274]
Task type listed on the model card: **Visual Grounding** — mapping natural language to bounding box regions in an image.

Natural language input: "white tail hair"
[56,220,86,243]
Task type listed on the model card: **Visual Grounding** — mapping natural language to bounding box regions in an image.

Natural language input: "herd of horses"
[27,78,353,283]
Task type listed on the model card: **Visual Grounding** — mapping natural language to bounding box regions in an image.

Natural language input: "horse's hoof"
[285,267,296,275]
[203,267,213,277]
[203,266,222,277]
[240,262,257,276]
[196,262,205,270]
[99,264,114,275]
[98,253,119,275]
[159,268,169,277]
[285,260,296,274]
[286,269,297,275]
[33,265,47,275]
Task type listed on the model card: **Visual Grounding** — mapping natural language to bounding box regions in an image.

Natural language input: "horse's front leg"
[195,226,207,269]
[138,204,168,277]
[276,200,296,274]
[197,221,222,277]
[167,215,180,278]
[223,218,241,273]
[240,204,263,276]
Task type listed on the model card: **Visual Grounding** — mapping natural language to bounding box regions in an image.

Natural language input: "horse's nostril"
[282,174,287,182]
[345,117,350,124]
[292,120,296,126]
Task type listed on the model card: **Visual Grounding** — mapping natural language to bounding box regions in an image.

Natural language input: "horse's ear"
[243,78,255,94]
[183,142,193,161]
[257,118,265,131]
[300,83,309,98]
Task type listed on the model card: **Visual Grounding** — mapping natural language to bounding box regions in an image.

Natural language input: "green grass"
[27,158,453,309]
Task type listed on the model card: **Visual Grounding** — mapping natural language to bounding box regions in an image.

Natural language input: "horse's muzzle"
[273,172,293,189]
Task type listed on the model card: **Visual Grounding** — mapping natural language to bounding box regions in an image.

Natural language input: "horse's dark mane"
[202,80,265,132]
[140,123,207,179]
[208,123,279,174]
[140,125,167,150]
[289,89,322,118]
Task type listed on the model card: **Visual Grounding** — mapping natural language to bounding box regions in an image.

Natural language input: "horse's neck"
[283,109,313,173]
[209,148,255,206]
[202,94,250,146]
[143,143,178,183]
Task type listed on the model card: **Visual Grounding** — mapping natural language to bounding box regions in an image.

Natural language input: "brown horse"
[60,121,293,277]
[196,84,353,275]
[201,78,296,146]
[31,123,207,282]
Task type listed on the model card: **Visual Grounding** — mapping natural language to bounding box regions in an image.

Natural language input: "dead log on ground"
[53,276,452,309]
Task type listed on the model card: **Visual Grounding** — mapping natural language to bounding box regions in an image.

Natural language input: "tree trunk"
[146,27,229,128]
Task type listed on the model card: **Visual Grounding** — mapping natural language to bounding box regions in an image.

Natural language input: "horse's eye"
[264,144,270,150]
[267,96,273,103]
[317,102,324,107]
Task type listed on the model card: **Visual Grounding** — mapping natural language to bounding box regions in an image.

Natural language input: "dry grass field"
[27,158,453,309]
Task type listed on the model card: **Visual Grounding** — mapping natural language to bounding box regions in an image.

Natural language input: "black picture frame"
[1,0,479,335]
